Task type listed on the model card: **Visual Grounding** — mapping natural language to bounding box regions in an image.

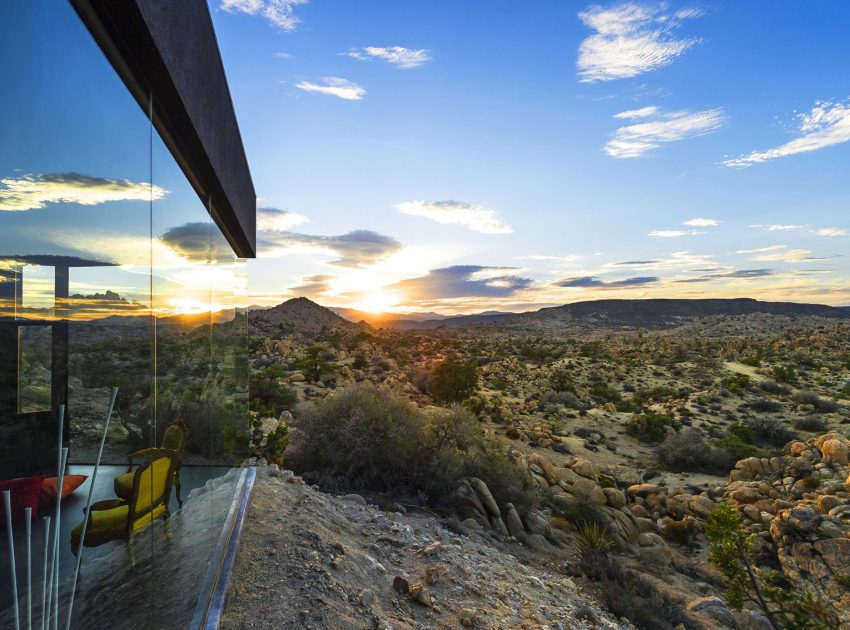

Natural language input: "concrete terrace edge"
[190,466,257,630]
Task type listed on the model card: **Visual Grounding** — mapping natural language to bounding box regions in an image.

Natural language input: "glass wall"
[1,2,250,628]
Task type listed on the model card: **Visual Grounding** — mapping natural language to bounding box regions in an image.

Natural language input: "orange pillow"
[39,474,88,509]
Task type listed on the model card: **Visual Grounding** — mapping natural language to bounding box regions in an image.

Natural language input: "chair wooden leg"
[175,473,183,508]
[128,533,136,570]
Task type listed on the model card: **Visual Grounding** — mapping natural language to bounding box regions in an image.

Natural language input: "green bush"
[656,429,734,475]
[716,434,766,462]
[625,413,681,443]
[430,358,478,403]
[722,374,751,394]
[591,383,621,404]
[287,384,534,510]
[550,368,576,393]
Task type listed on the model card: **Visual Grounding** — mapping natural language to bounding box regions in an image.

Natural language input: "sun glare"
[351,292,399,314]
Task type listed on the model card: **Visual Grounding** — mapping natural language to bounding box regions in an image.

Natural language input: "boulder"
[504,503,526,538]
[571,459,596,479]
[685,597,737,628]
[821,439,849,467]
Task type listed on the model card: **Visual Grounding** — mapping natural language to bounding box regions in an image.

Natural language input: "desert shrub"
[541,389,584,409]
[633,386,676,406]
[794,416,828,432]
[430,358,478,403]
[663,519,700,545]
[410,368,431,393]
[656,429,733,475]
[716,434,766,462]
[591,383,621,404]
[772,364,798,384]
[250,368,298,418]
[722,373,751,394]
[759,379,791,395]
[287,385,534,509]
[744,417,798,448]
[741,356,762,367]
[550,368,576,393]
[792,391,839,413]
[749,398,783,413]
[580,550,689,630]
[625,413,681,443]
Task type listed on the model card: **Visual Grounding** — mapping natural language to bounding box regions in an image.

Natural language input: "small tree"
[430,358,478,403]
[705,503,839,630]
[295,345,335,383]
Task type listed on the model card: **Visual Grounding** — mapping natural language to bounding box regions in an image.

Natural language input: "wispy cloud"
[577,3,702,82]
[396,200,513,234]
[674,268,775,283]
[648,229,704,237]
[260,229,402,267]
[274,52,292,59]
[345,46,431,69]
[736,245,786,254]
[0,172,165,211]
[159,222,235,263]
[683,217,719,227]
[295,77,365,100]
[257,207,308,231]
[724,100,850,167]
[751,248,824,263]
[389,265,532,299]
[613,105,659,119]
[749,224,847,237]
[220,0,307,31]
[556,275,657,288]
[606,107,725,158]
[812,227,847,237]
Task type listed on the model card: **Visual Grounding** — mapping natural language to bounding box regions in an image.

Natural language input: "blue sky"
[3,2,849,316]
[209,0,850,313]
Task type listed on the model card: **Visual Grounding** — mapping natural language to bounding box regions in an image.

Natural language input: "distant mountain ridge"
[507,298,850,329]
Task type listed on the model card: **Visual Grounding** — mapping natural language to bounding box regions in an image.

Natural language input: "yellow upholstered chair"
[114,423,187,507]
[71,449,178,566]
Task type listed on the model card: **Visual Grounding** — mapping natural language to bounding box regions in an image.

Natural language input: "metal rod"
[51,448,68,630]
[45,405,64,626]
[3,490,21,630]
[64,387,117,630]
[25,506,32,630]
[41,517,50,630]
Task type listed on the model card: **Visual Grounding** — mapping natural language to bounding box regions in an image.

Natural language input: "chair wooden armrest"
[88,498,126,512]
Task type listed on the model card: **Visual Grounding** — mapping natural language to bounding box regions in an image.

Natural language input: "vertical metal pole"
[51,448,68,630]
[41,516,50,630]
[45,405,64,625]
[25,506,32,630]
[63,387,117,630]
[3,490,21,630]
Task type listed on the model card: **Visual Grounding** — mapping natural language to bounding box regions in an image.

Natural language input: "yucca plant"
[572,522,615,554]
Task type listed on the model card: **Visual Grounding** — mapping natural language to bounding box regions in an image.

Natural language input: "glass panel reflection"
[18,325,52,413]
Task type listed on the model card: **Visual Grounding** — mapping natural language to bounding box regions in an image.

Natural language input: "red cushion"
[0,475,46,527]
[39,474,88,509]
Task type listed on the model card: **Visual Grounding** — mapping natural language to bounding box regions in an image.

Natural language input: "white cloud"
[295,77,365,101]
[647,229,704,237]
[396,200,513,234]
[0,173,166,211]
[577,3,702,83]
[683,217,719,227]
[274,52,292,59]
[749,224,808,232]
[345,46,431,69]
[257,207,308,231]
[736,245,786,254]
[724,100,850,167]
[752,248,820,263]
[812,227,847,237]
[613,105,659,119]
[606,107,725,158]
[220,0,307,31]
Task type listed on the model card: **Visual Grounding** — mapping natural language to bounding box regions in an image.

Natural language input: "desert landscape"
[218,297,850,629]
